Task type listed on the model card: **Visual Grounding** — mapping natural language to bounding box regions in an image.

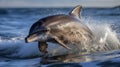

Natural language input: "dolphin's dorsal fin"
[69,5,82,18]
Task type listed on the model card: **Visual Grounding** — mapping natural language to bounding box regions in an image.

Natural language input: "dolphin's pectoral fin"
[69,5,82,18]
[38,42,48,53]
[52,36,71,50]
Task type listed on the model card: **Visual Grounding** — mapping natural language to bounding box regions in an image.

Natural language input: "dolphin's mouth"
[25,33,39,43]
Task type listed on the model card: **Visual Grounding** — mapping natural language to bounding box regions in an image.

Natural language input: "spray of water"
[86,19,120,52]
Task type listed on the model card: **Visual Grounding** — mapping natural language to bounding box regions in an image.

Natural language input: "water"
[0,6,120,67]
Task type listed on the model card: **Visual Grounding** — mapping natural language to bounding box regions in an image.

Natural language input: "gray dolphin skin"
[25,5,93,53]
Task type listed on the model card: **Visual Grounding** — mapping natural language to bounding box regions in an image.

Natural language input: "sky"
[0,0,119,8]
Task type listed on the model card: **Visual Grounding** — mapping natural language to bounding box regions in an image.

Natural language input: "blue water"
[0,6,120,67]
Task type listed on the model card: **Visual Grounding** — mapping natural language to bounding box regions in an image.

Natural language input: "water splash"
[0,36,41,58]
[86,19,120,52]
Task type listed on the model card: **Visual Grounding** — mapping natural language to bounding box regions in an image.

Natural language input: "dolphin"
[25,5,93,53]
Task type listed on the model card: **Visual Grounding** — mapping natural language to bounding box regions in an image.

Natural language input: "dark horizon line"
[0,5,119,9]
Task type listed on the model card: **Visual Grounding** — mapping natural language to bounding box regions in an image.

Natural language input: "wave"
[82,7,120,17]
[0,39,41,59]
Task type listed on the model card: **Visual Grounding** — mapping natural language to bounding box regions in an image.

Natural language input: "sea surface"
[0,6,120,67]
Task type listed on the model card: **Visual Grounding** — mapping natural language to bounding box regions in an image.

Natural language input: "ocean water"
[0,6,120,67]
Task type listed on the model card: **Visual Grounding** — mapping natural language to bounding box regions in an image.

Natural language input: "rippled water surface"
[0,6,120,67]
